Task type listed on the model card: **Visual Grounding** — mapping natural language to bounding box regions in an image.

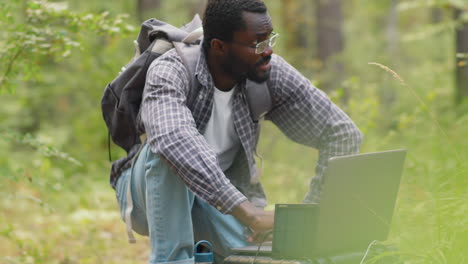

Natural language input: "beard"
[247,55,272,83]
[221,51,272,84]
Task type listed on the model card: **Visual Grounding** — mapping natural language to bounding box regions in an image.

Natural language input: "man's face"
[221,11,274,83]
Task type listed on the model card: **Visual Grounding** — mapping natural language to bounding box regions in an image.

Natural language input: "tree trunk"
[386,0,399,56]
[381,0,399,105]
[455,9,468,104]
[432,7,443,23]
[315,0,345,95]
[137,0,161,22]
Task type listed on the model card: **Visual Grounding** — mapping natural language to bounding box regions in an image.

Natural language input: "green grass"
[2,91,466,263]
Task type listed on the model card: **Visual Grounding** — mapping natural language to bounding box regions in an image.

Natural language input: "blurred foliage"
[1,0,467,263]
[0,0,136,93]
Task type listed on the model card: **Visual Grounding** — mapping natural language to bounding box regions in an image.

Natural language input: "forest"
[0,0,467,263]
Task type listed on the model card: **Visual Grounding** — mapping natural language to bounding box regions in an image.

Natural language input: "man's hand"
[231,200,274,243]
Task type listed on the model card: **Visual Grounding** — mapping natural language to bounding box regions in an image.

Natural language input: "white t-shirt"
[203,86,241,171]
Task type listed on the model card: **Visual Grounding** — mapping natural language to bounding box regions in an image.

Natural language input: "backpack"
[101,15,273,159]
[101,15,204,158]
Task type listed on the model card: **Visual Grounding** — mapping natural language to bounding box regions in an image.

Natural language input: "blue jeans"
[115,143,250,264]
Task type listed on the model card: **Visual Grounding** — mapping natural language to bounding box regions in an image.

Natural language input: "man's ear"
[210,38,227,55]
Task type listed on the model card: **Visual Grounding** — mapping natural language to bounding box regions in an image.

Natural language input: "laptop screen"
[231,149,406,260]
[272,149,406,259]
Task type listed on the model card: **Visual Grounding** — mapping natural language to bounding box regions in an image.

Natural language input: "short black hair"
[202,0,267,52]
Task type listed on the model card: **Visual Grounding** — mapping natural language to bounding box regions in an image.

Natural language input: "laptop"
[230,149,407,260]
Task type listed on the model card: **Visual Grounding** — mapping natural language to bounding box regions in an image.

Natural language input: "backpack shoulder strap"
[245,80,273,122]
[173,42,201,108]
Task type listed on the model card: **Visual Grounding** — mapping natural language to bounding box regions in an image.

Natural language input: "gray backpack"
[101,15,273,159]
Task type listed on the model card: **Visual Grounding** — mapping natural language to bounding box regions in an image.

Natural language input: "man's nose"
[261,45,273,56]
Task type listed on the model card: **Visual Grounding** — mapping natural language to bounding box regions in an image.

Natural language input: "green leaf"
[27,1,42,10]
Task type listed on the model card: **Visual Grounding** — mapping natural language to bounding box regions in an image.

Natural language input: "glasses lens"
[269,34,278,48]
[256,40,268,54]
[255,33,278,54]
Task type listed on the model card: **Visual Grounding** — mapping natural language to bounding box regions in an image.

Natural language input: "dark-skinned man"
[114,0,362,263]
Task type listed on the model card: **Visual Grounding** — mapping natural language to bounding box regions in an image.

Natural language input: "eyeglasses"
[231,32,279,54]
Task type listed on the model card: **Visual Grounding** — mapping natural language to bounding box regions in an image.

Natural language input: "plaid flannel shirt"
[138,48,363,214]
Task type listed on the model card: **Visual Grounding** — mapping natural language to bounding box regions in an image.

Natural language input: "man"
[114,0,363,263]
